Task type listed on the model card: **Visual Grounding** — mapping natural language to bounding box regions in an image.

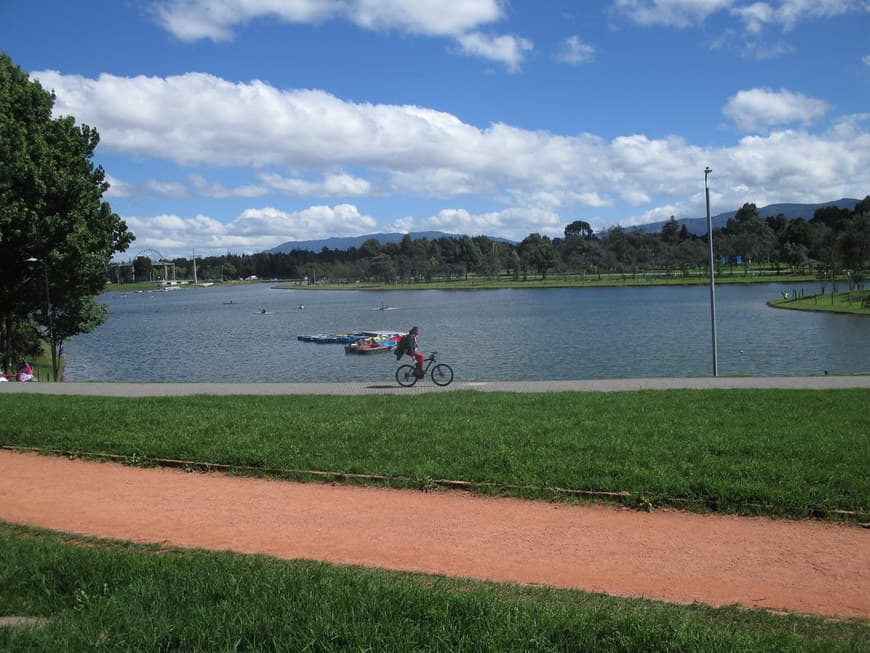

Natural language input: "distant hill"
[638,198,861,236]
[267,231,513,254]
[637,198,861,236]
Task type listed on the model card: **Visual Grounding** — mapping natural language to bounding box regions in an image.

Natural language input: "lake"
[63,282,869,382]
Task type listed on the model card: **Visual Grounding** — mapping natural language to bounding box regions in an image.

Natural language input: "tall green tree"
[723,203,776,275]
[0,52,134,376]
[519,233,556,280]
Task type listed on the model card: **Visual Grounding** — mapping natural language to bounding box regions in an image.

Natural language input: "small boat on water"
[345,340,393,354]
[298,330,402,346]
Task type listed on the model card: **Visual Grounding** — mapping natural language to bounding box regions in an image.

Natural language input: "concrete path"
[1,375,868,396]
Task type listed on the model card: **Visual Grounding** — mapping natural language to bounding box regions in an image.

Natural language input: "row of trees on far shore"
[121,197,869,286]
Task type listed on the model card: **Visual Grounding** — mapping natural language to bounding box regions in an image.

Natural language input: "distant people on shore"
[16,359,34,382]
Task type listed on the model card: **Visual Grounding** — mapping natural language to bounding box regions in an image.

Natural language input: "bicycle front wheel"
[396,364,418,387]
[431,363,454,386]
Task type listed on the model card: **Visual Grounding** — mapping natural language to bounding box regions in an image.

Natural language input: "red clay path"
[1,449,867,619]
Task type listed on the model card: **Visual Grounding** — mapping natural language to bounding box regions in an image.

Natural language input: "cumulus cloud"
[105,174,268,199]
[723,87,830,132]
[259,172,372,197]
[555,36,595,64]
[864,54,870,66]
[613,0,736,28]
[731,0,869,32]
[126,203,379,256]
[454,32,533,72]
[392,206,564,241]
[32,70,869,255]
[614,0,868,33]
[152,0,530,69]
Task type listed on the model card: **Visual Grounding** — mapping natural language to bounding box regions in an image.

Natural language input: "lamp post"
[704,167,719,377]
[25,257,56,381]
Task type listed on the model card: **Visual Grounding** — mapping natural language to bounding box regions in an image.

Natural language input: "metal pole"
[704,166,719,376]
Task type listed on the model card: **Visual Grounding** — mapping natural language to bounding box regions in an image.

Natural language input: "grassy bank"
[277,271,817,291]
[104,271,817,294]
[769,290,870,316]
[1,522,866,652]
[1,389,867,520]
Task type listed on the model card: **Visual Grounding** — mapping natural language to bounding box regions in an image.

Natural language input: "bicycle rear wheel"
[396,364,418,387]
[431,363,453,386]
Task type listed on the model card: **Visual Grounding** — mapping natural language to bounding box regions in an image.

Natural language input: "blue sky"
[2,0,868,259]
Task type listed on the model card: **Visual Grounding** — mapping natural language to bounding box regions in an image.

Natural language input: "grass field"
[1,522,867,652]
[769,290,870,316]
[3,388,868,649]
[105,270,818,294]
[1,389,867,520]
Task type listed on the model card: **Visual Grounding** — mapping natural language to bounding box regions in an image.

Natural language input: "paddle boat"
[345,338,394,354]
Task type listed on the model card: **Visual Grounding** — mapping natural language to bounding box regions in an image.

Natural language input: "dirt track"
[1,449,867,619]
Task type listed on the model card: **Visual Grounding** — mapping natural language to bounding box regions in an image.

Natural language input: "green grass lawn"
[769,290,870,316]
[3,389,867,649]
[277,271,818,291]
[2,389,867,520]
[1,522,867,652]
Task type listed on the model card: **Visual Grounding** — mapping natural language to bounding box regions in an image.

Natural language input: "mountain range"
[266,199,861,253]
[636,198,860,236]
[267,231,512,254]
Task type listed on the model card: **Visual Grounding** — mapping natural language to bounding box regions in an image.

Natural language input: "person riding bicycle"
[405,326,425,378]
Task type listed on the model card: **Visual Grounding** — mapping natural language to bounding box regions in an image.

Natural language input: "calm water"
[64,283,870,382]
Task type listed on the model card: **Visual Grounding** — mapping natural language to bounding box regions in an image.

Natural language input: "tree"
[0,53,134,376]
[564,220,594,240]
[724,203,776,275]
[840,197,870,271]
[660,216,681,245]
[519,234,556,279]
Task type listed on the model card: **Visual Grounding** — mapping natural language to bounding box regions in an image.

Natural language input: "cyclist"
[405,326,425,378]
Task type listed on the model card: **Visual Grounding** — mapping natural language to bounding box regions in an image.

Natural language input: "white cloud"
[153,0,529,69]
[33,70,870,253]
[347,0,504,36]
[614,0,868,33]
[106,174,269,198]
[189,175,269,198]
[555,36,595,64]
[155,0,504,39]
[732,0,869,32]
[723,88,829,132]
[125,203,380,257]
[455,32,533,72]
[104,175,133,197]
[613,0,736,28]
[259,172,372,197]
[393,206,564,241]
[864,54,870,66]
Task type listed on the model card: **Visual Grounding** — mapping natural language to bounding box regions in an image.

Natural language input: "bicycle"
[396,352,454,387]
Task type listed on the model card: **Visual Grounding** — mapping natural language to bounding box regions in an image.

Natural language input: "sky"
[2,0,869,260]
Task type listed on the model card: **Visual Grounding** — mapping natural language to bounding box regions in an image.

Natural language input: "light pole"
[25,257,56,381]
[704,167,719,377]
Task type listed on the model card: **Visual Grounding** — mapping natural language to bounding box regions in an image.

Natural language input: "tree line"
[124,198,869,286]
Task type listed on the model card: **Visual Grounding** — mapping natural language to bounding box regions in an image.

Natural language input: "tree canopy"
[134,195,867,290]
[0,52,134,376]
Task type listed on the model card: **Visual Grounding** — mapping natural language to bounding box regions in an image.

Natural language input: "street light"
[704,167,719,377]
[25,257,56,381]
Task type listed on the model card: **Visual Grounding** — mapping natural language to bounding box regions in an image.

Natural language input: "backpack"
[394,334,410,359]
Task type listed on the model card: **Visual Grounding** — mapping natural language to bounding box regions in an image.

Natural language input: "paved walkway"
[2,375,868,396]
